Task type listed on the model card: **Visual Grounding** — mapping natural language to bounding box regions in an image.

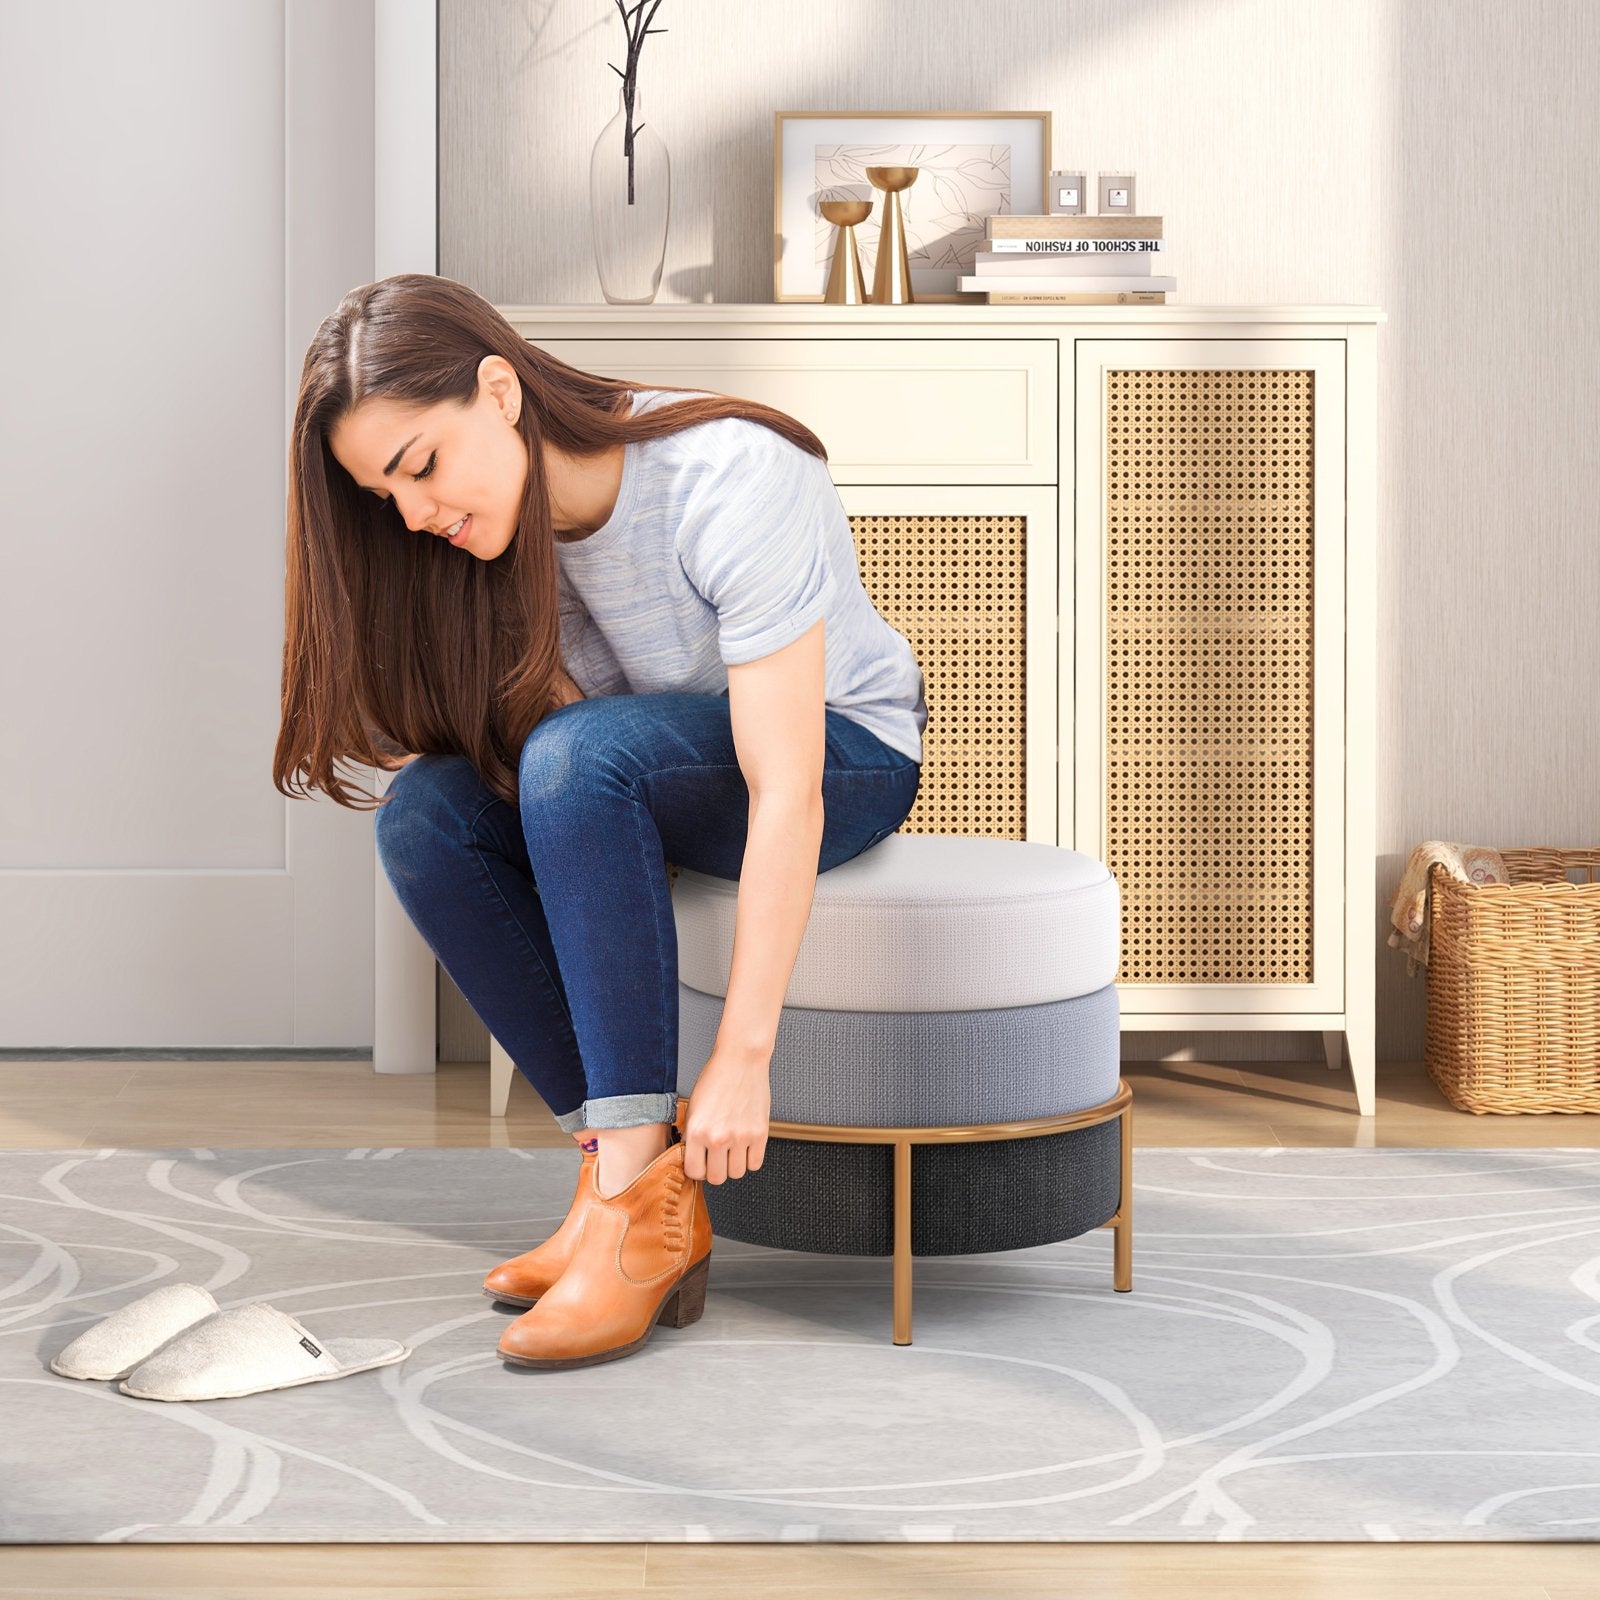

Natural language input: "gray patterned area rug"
[3,1145,1599,1545]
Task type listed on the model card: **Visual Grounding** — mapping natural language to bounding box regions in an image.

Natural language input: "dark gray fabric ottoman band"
[675,1098,1125,1258]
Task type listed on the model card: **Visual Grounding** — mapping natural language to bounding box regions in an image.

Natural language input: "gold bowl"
[864,165,919,192]
[819,198,873,226]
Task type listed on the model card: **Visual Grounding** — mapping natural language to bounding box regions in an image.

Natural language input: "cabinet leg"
[489,1036,514,1118]
[893,1138,913,1345]
[1347,1016,1376,1117]
[1324,1028,1374,1114]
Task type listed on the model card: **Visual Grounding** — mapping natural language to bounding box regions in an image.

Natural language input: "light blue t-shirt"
[556,389,928,765]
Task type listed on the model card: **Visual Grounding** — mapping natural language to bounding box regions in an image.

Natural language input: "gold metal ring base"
[763,1078,1134,1345]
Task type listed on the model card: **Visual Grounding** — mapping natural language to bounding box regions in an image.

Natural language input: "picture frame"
[772,110,1053,303]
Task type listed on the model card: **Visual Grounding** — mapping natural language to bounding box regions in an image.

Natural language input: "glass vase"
[588,81,670,305]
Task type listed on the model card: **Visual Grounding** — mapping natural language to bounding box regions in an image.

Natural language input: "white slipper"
[117,1301,410,1401]
[50,1282,221,1381]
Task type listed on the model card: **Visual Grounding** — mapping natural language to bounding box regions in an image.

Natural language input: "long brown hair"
[272,272,829,811]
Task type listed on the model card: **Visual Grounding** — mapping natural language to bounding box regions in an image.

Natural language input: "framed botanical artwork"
[772,110,1052,303]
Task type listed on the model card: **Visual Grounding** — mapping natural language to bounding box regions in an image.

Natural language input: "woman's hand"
[682,1050,771,1184]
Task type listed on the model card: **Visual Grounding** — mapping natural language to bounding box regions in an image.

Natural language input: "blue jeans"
[373,691,922,1133]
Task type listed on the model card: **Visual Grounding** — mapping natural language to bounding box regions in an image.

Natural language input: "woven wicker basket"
[1424,848,1600,1114]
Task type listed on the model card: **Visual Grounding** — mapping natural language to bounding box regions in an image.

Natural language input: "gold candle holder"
[819,198,873,305]
[865,165,919,305]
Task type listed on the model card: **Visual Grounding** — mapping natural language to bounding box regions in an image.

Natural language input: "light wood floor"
[2,1053,1596,1599]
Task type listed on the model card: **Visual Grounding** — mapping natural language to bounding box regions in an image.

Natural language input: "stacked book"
[957,214,1173,304]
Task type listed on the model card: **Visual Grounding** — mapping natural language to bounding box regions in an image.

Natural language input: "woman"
[273,274,927,1370]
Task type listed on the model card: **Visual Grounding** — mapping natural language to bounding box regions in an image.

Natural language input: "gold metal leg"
[893,1136,913,1344]
[778,1083,1133,1345]
[1114,1106,1133,1291]
[1098,1097,1135,1291]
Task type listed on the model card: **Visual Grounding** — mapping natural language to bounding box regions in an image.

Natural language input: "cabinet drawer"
[534,337,1057,485]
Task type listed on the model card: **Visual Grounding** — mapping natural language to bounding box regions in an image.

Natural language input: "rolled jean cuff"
[551,1103,589,1135]
[579,1091,679,1130]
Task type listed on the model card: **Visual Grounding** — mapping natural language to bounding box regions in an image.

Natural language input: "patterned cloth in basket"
[1387,840,1509,975]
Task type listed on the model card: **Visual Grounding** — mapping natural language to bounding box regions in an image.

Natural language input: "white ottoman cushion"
[672,833,1120,1012]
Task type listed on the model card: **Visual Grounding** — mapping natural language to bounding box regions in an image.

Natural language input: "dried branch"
[606,0,668,204]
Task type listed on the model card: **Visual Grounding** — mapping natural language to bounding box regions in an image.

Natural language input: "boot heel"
[658,1255,710,1328]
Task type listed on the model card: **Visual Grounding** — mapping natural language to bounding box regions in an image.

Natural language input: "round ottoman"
[671,833,1130,1345]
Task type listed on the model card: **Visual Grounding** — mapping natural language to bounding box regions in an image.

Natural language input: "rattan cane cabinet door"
[835,484,1059,847]
[1073,338,1348,1016]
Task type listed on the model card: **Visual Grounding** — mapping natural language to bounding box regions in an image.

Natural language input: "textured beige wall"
[437,0,1600,1071]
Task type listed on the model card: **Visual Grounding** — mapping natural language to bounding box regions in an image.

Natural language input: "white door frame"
[369,0,442,1074]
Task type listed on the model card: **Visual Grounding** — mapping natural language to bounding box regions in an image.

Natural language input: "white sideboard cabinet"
[374,303,1383,1117]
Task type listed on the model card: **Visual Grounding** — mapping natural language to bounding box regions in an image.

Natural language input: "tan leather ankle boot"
[482,1143,598,1308]
[498,1100,711,1370]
